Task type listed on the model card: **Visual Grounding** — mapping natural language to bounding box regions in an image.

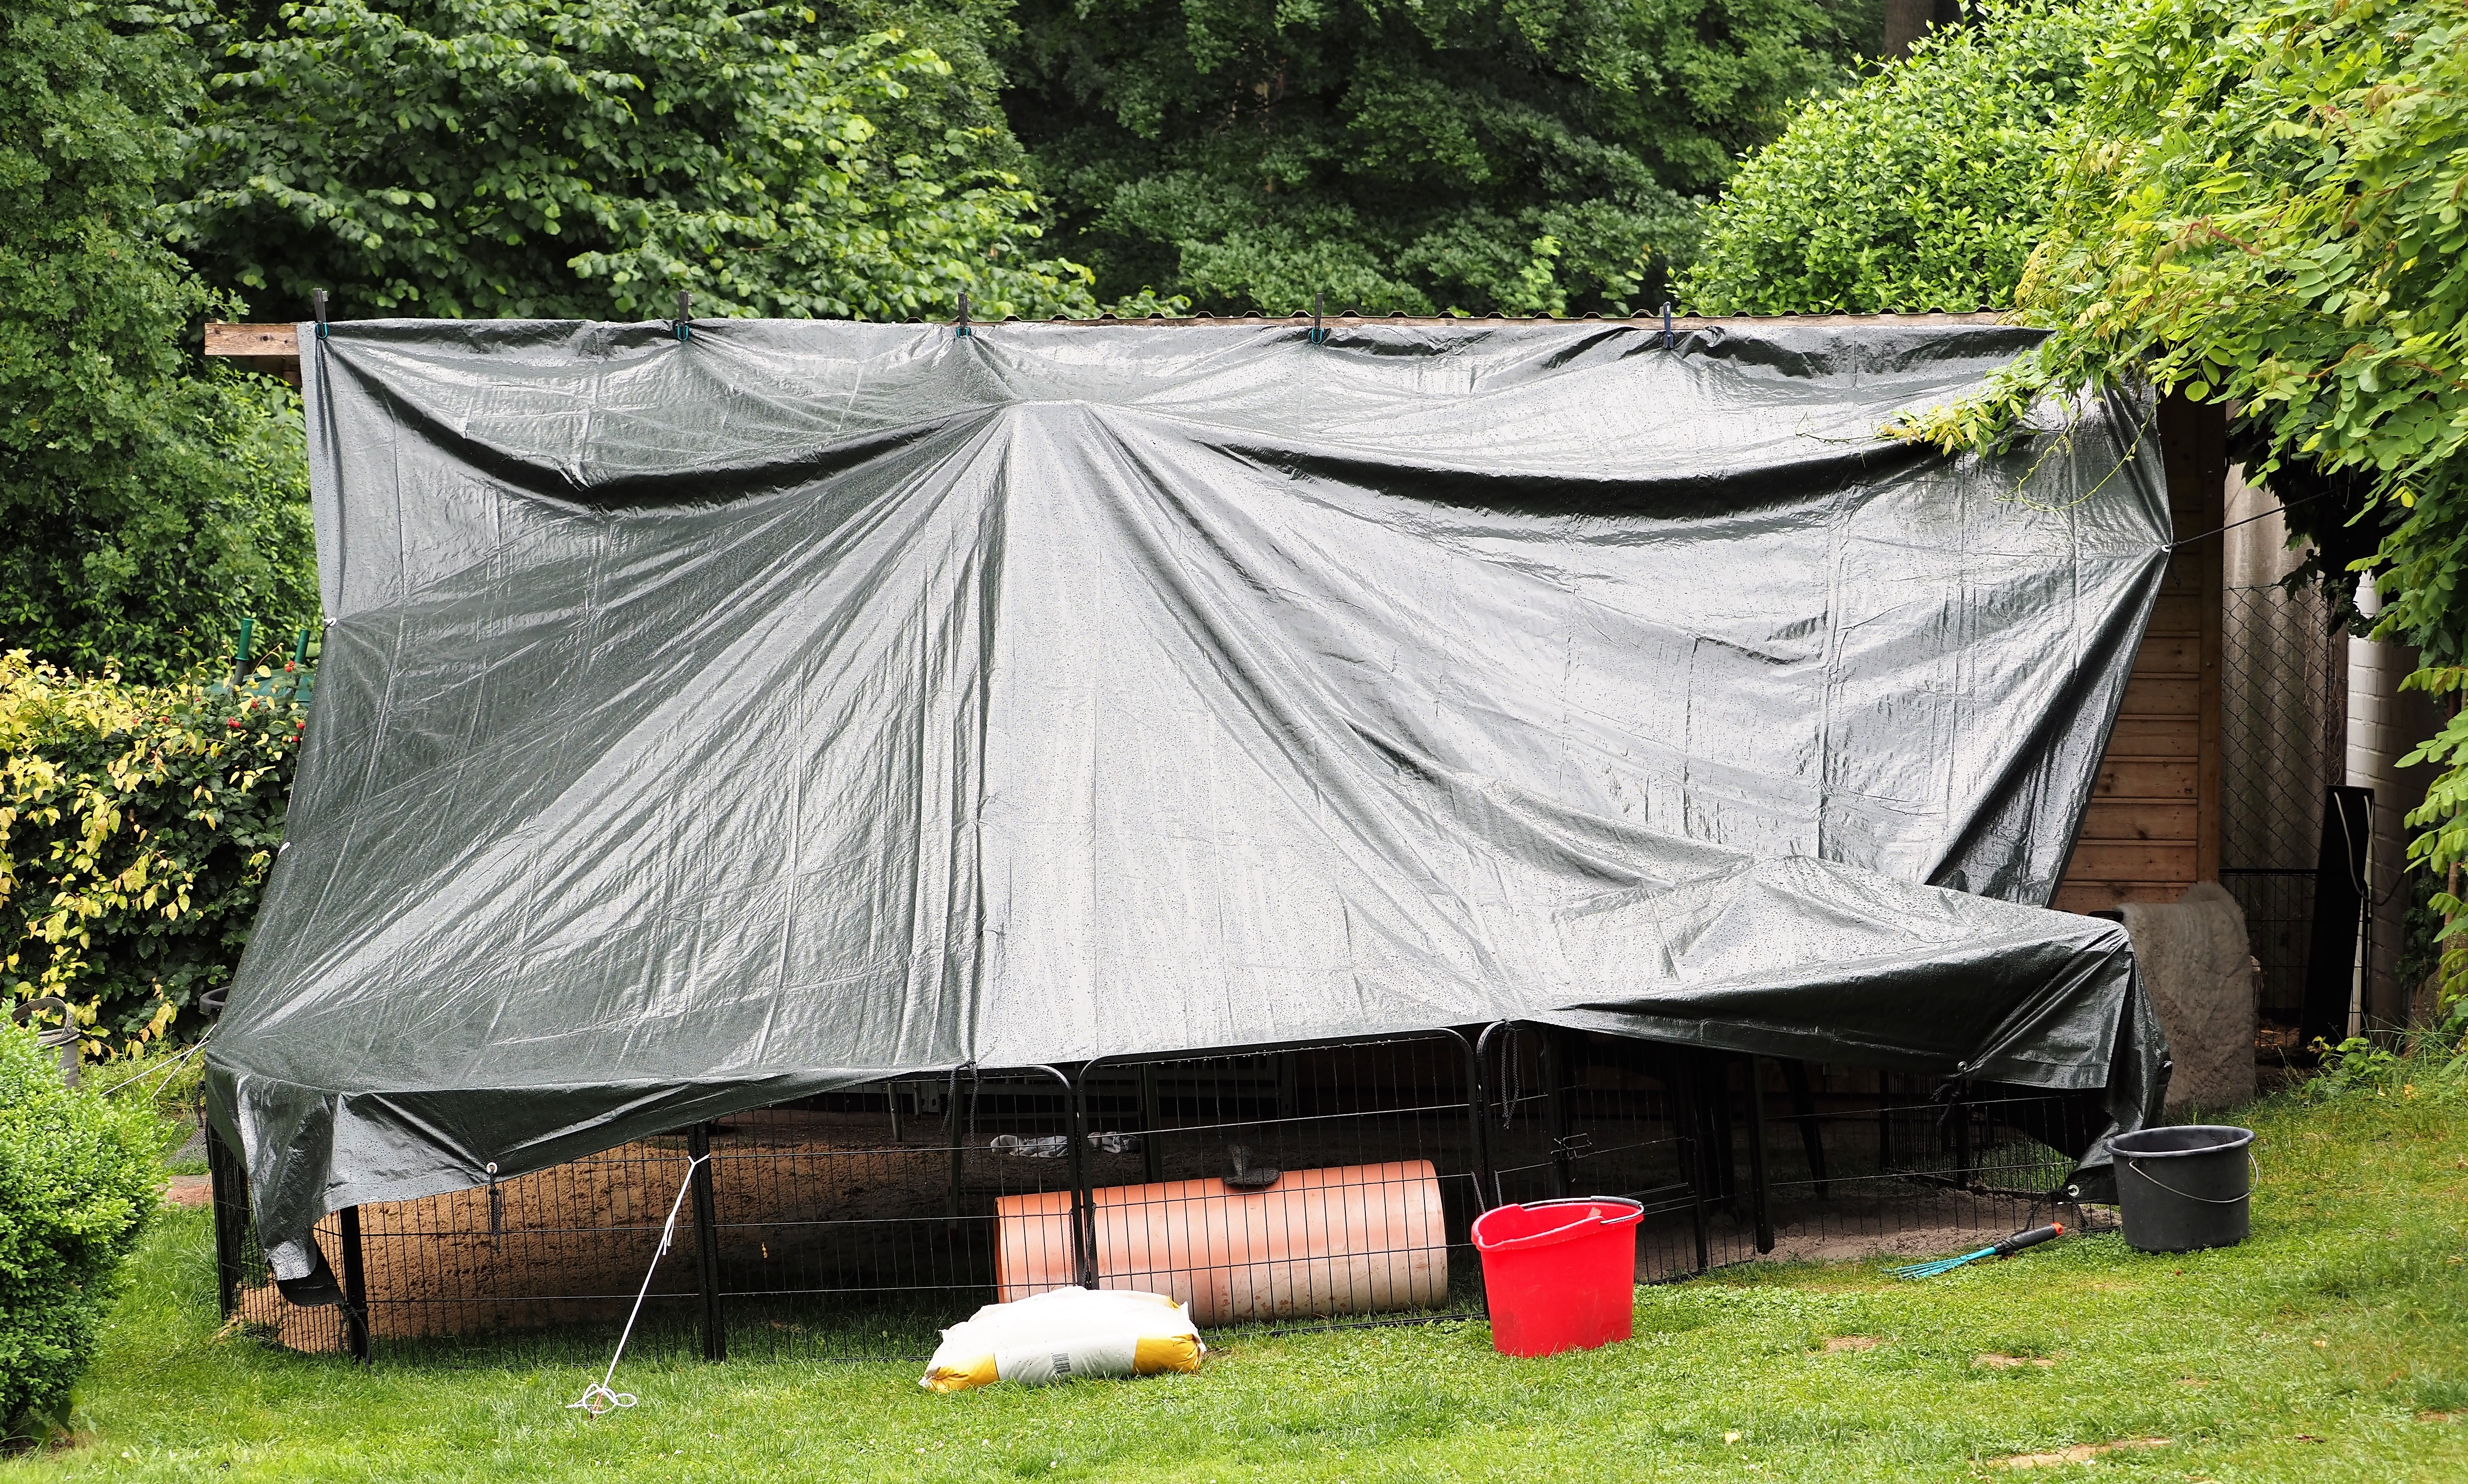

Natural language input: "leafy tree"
[1005,0,1883,316]
[1893,0,2468,982]
[1682,0,2105,315]
[0,0,314,681]
[169,0,1101,320]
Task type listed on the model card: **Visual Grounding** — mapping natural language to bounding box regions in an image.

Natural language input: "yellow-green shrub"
[1,652,304,1054]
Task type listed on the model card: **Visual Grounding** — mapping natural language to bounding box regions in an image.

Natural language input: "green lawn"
[15,1087,2468,1483]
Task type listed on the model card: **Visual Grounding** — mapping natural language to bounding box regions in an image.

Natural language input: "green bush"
[1681,0,2109,315]
[1,652,306,1054]
[0,1019,162,1446]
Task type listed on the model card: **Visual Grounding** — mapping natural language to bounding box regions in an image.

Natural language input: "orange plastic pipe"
[995,1160,1449,1325]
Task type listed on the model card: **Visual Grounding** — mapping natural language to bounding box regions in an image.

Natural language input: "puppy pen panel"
[209,1028,2099,1362]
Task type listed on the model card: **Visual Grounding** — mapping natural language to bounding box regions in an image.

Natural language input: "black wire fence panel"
[209,1118,360,1356]
[711,1069,1083,1362]
[208,1031,2099,1364]
[1070,1034,1492,1345]
[2219,583,2347,1024]
[1479,1031,2083,1280]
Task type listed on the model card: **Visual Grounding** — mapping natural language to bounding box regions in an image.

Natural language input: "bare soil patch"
[1991,1438,2170,1468]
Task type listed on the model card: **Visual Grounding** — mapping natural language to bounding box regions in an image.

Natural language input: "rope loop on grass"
[565,1150,709,1420]
[567,1380,638,1418]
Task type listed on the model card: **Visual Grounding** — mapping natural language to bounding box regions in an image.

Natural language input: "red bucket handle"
[1473,1196,1645,1254]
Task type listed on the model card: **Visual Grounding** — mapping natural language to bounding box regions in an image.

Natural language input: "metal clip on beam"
[312,288,329,341]
[674,291,691,343]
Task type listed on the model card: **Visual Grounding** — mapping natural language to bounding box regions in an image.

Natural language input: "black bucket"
[2110,1125,2255,1253]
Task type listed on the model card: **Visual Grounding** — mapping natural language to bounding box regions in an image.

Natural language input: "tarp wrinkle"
[209,319,2172,1264]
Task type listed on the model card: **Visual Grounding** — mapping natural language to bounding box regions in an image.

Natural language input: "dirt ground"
[1682,1187,2117,1268]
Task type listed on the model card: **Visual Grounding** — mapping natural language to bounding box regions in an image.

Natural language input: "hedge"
[2,650,305,1055]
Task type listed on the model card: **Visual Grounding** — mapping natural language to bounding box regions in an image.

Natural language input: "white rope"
[567,1151,707,1419]
[94,1035,211,1099]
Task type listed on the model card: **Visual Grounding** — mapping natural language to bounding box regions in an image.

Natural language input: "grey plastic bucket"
[2110,1125,2254,1253]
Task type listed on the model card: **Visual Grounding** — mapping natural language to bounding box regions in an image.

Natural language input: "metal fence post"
[687,1124,726,1361]
[1066,1067,1096,1288]
[1746,1056,1773,1255]
[338,1205,371,1363]
[1541,1027,1572,1200]
[1462,1027,1498,1214]
[1685,1129,1710,1274]
[1951,1086,1972,1183]
[946,1068,965,1220]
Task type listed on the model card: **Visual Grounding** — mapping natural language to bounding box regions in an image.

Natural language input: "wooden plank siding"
[2051,395,2226,914]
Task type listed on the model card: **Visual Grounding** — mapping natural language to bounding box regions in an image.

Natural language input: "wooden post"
[1779,1060,1831,1199]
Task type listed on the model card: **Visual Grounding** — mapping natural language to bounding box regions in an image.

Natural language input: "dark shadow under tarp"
[209,319,2170,1275]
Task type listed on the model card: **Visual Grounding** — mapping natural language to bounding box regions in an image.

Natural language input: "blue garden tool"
[1891,1222,2065,1279]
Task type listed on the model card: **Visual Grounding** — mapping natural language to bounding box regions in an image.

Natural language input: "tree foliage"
[1682,0,2106,314]
[1895,0,2468,963]
[1,652,305,1054]
[0,0,314,681]
[1006,0,1882,316]
[169,0,1102,320]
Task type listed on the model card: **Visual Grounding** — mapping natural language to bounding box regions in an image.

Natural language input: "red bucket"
[1472,1196,1644,1357]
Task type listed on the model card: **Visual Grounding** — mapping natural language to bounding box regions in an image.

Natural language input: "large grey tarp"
[209,318,2171,1274]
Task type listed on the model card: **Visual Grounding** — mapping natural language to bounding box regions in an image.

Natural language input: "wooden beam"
[202,311,2015,382]
[204,322,302,385]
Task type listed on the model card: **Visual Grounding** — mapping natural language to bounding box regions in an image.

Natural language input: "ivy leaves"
[1894,0,2468,926]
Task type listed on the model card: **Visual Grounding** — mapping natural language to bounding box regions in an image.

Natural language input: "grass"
[13,1086,2468,1482]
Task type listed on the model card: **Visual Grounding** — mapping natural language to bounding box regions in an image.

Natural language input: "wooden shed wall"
[2052,396,2225,913]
